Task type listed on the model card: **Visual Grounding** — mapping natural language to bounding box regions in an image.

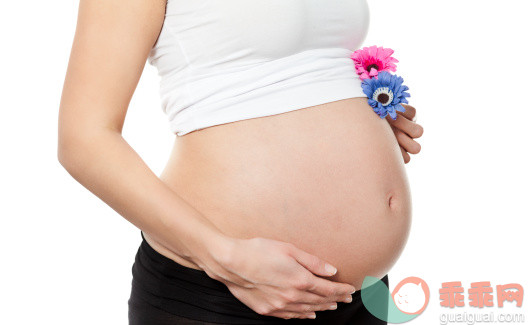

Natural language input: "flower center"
[372,87,394,106]
[366,63,380,72]
[377,93,390,105]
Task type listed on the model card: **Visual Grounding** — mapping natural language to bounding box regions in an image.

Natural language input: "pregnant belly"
[154,97,412,289]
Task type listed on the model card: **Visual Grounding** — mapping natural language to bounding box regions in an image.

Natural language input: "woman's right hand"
[199,237,356,320]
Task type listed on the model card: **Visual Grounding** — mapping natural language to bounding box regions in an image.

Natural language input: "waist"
[157,97,412,287]
[131,230,389,324]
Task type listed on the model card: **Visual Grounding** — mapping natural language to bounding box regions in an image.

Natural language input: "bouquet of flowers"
[351,45,411,119]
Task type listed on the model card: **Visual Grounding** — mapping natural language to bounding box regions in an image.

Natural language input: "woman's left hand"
[386,104,424,164]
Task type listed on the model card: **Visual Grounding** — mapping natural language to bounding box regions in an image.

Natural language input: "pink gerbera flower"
[351,45,399,80]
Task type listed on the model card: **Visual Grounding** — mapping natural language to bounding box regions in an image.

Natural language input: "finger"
[399,103,416,121]
[281,287,349,305]
[400,146,411,164]
[284,302,339,313]
[286,244,339,277]
[302,275,355,299]
[394,129,421,154]
[269,311,316,320]
[387,114,424,139]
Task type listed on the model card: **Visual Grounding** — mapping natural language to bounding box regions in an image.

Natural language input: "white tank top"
[148,0,370,136]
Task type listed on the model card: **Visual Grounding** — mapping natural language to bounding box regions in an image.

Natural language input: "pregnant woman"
[58,0,423,324]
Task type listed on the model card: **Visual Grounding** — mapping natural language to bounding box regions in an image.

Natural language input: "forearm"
[57,129,233,267]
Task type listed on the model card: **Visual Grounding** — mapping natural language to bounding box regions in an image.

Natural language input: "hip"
[129,230,389,325]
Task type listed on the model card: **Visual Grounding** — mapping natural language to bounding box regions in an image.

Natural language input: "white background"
[1,0,527,324]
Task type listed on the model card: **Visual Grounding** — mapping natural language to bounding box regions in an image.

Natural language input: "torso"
[143,96,412,289]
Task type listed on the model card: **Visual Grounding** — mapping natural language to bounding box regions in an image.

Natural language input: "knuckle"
[315,297,328,304]
[294,275,312,290]
[395,129,404,140]
[282,289,299,303]
[329,287,340,297]
[255,305,269,315]
[302,304,314,312]
[273,300,287,310]
[304,257,319,273]
[254,307,264,315]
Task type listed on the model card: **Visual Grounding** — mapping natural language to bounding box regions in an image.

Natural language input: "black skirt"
[128,231,389,325]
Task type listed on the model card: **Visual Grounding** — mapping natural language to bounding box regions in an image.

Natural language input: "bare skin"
[387,104,423,163]
[58,0,423,320]
[148,96,422,317]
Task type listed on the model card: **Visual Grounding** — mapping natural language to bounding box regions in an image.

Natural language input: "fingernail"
[308,314,316,319]
[325,264,337,275]
[330,304,338,310]
[345,296,353,303]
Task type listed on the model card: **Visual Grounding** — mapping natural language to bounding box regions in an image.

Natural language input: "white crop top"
[147,0,370,136]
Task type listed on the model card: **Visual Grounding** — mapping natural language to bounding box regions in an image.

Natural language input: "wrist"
[190,230,238,269]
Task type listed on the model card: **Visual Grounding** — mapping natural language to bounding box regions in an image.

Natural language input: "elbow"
[57,134,81,173]
[57,128,94,173]
[57,146,73,173]
[57,126,121,173]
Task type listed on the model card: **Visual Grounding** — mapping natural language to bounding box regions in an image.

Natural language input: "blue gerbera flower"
[361,71,411,119]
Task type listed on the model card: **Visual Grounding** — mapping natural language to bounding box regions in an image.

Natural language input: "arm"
[58,0,355,320]
[57,0,232,269]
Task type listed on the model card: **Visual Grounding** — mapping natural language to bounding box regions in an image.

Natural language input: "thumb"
[287,245,338,277]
